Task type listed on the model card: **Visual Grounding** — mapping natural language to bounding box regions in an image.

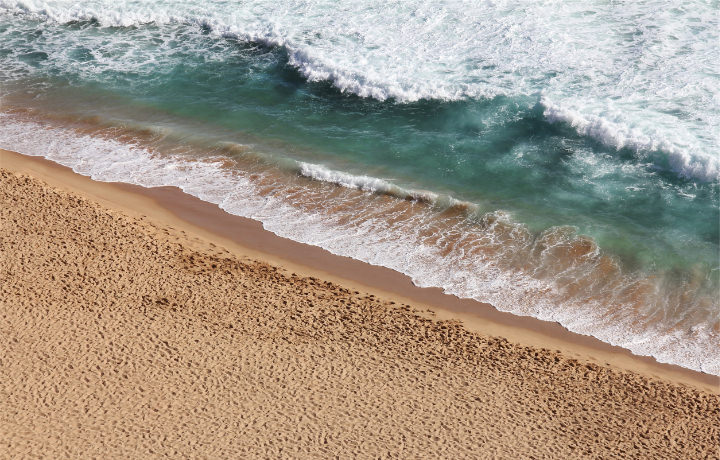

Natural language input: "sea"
[0,0,718,374]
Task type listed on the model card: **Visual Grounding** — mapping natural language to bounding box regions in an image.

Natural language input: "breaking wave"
[1,0,718,182]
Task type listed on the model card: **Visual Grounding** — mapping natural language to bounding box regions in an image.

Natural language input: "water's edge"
[4,146,719,392]
[1,113,717,376]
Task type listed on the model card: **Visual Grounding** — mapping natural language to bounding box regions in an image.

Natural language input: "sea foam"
[297,162,443,205]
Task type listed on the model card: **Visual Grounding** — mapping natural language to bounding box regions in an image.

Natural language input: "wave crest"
[541,98,719,183]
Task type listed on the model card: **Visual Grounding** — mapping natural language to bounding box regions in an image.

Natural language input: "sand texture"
[1,168,719,459]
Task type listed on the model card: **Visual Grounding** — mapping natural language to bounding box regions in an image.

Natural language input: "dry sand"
[1,150,718,459]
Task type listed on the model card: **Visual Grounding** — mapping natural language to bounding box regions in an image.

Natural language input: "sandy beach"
[1,148,718,459]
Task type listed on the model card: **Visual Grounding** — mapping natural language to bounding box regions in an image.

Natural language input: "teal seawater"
[2,19,716,274]
[0,4,718,372]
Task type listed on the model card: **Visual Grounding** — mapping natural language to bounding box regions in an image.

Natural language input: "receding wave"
[1,111,717,375]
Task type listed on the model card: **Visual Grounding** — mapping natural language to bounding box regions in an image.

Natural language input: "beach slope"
[1,155,718,458]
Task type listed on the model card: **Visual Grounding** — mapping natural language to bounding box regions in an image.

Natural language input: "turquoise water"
[0,1,718,373]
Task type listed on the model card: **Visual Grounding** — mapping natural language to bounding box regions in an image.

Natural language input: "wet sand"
[1,149,718,458]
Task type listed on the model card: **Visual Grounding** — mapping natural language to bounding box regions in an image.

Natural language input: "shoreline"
[2,148,717,393]
[3,146,719,457]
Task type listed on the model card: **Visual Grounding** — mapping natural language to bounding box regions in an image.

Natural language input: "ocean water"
[0,1,718,374]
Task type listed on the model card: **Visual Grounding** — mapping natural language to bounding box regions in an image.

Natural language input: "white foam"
[1,114,717,376]
[1,0,718,181]
[298,162,440,203]
[541,97,720,182]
